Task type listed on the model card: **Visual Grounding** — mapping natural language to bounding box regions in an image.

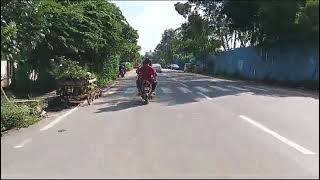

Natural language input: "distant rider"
[119,64,126,77]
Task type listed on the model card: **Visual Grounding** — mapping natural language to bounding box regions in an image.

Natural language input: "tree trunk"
[1,85,10,102]
[239,32,246,47]
[221,36,226,51]
[233,31,237,49]
[224,34,230,50]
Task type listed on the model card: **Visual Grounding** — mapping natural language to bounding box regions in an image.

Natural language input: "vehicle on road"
[141,80,153,104]
[119,68,125,78]
[152,63,162,73]
[169,64,180,70]
[119,64,126,78]
[184,63,191,72]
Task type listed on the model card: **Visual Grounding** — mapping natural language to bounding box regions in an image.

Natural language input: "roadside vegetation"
[1,0,141,133]
[149,0,319,90]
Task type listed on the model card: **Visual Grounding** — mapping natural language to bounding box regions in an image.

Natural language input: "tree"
[1,0,140,92]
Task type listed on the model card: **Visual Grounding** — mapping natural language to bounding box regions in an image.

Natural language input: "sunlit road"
[1,70,319,178]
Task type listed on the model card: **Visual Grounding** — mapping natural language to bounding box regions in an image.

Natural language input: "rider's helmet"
[143,57,151,66]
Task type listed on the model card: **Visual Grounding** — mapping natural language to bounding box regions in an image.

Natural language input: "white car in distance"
[152,63,162,73]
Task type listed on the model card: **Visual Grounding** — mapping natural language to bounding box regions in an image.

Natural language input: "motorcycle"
[141,80,153,104]
[119,68,125,78]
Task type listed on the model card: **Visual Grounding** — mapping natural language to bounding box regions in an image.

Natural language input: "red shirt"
[137,65,156,81]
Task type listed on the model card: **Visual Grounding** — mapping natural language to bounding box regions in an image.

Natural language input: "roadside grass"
[211,70,319,91]
[1,99,41,135]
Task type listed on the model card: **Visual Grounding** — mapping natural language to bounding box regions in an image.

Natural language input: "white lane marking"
[103,91,116,96]
[209,85,230,92]
[13,138,32,149]
[178,87,192,93]
[196,92,212,100]
[244,86,268,92]
[40,106,80,131]
[227,85,248,91]
[160,87,173,94]
[189,79,222,82]
[179,83,189,88]
[194,86,210,93]
[124,87,136,94]
[239,115,316,155]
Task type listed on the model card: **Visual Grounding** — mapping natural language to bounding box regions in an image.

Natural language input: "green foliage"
[1,21,18,61]
[52,58,96,80]
[1,0,139,93]
[125,62,133,71]
[294,0,319,44]
[1,0,49,61]
[1,100,40,133]
[170,0,319,56]
[300,80,319,90]
[14,61,32,93]
[215,70,245,79]
[96,56,119,87]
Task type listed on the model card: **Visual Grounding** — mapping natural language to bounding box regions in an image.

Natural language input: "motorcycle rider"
[136,57,157,95]
[119,64,126,77]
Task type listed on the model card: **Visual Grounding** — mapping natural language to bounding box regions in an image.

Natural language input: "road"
[1,69,319,179]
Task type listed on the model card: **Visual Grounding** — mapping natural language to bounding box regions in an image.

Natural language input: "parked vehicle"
[152,63,162,73]
[169,64,180,70]
[184,63,191,72]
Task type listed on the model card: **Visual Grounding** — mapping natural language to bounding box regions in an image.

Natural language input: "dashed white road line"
[244,86,268,92]
[13,138,32,149]
[103,91,116,96]
[209,85,230,92]
[195,86,210,93]
[160,87,173,94]
[196,92,212,100]
[179,83,189,88]
[239,115,316,155]
[178,87,192,93]
[124,87,136,94]
[227,85,248,91]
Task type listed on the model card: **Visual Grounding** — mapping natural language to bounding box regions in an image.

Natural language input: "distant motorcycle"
[119,68,125,78]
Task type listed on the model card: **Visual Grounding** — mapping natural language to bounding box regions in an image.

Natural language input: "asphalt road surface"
[1,69,319,179]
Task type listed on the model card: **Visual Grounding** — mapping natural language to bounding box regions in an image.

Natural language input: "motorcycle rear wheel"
[142,94,149,104]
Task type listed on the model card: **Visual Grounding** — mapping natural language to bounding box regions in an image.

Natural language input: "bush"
[231,71,245,79]
[52,58,96,81]
[96,56,119,87]
[19,100,46,116]
[300,80,319,90]
[126,62,133,71]
[1,101,40,133]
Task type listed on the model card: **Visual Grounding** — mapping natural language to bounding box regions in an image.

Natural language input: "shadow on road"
[93,71,319,113]
[95,98,145,113]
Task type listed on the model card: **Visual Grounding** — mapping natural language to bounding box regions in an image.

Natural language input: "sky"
[112,1,186,55]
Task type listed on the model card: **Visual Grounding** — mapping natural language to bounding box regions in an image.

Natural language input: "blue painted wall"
[209,45,319,82]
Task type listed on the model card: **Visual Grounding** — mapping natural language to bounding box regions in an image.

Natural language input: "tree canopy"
[151,0,318,66]
[1,0,140,91]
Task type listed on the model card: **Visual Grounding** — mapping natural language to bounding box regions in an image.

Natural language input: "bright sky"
[112,1,186,55]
